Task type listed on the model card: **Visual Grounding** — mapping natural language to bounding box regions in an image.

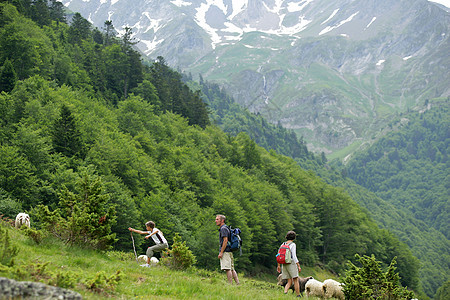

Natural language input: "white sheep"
[15,213,30,228]
[305,278,324,298]
[137,255,159,265]
[150,257,159,265]
[137,255,148,263]
[323,279,344,299]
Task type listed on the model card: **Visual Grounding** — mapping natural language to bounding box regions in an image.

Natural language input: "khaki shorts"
[281,262,298,279]
[220,252,235,271]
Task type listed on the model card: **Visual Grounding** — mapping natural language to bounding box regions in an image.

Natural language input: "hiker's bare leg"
[226,269,233,284]
[285,278,293,294]
[293,277,300,296]
[232,270,240,285]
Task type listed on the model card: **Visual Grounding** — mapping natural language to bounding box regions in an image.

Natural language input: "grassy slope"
[2,225,331,299]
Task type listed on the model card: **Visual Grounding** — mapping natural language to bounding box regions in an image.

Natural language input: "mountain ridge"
[61,0,450,156]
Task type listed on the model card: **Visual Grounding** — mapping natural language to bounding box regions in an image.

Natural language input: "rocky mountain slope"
[61,0,450,156]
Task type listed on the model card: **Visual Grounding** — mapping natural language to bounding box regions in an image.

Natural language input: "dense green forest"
[0,1,440,298]
[183,71,449,297]
[184,76,319,164]
[345,101,449,239]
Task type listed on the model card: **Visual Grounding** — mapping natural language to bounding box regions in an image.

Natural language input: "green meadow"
[1,225,330,299]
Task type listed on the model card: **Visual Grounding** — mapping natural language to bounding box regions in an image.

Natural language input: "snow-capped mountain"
[61,0,450,154]
[62,0,449,54]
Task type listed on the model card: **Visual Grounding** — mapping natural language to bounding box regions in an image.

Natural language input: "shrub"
[342,254,415,300]
[32,168,117,250]
[21,226,45,244]
[162,233,196,270]
[0,189,22,218]
[49,270,78,289]
[84,270,122,292]
[0,225,18,266]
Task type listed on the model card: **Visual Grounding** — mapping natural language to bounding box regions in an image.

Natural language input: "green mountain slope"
[186,72,448,298]
[304,158,449,298]
[339,99,450,296]
[0,224,344,300]
[0,1,423,295]
[345,99,449,238]
[184,76,317,163]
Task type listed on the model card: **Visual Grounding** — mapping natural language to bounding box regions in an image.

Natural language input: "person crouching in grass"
[129,221,168,267]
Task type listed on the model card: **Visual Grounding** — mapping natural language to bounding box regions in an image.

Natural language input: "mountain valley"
[61,0,450,156]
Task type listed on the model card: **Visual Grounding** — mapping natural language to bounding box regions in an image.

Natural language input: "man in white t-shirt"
[129,221,168,267]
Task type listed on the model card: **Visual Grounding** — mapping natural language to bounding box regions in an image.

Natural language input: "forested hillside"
[345,101,449,239]
[184,76,320,164]
[0,1,430,298]
[184,72,449,298]
[302,154,449,298]
[341,100,450,296]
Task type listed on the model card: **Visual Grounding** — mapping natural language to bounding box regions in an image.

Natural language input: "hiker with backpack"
[128,221,168,267]
[276,230,302,297]
[215,214,240,285]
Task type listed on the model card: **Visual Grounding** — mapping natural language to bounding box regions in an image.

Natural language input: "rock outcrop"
[0,277,82,299]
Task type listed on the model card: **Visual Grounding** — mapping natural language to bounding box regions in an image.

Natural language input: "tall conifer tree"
[51,104,84,158]
[0,59,17,93]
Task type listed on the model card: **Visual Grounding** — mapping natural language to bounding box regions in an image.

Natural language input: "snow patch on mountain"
[228,0,248,20]
[171,0,192,7]
[287,0,314,12]
[142,13,164,33]
[428,0,450,8]
[195,2,222,48]
[263,0,283,14]
[321,8,339,25]
[141,37,165,54]
[319,11,359,35]
[188,0,313,48]
[365,17,376,29]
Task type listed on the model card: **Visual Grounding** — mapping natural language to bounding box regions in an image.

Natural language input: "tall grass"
[1,225,328,299]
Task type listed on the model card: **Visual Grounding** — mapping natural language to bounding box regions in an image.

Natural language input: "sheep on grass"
[323,279,344,299]
[277,274,313,296]
[305,278,324,298]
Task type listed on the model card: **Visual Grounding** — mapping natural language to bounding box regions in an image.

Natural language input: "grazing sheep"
[323,279,344,299]
[15,213,30,228]
[277,274,313,295]
[305,278,324,298]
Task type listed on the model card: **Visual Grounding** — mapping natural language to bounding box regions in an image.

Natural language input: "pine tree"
[0,59,17,93]
[67,12,91,44]
[343,254,416,299]
[51,104,85,158]
[103,20,115,46]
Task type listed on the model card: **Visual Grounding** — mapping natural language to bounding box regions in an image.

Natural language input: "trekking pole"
[130,231,139,264]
